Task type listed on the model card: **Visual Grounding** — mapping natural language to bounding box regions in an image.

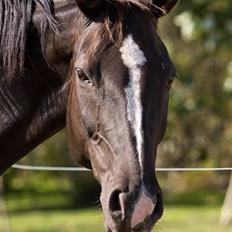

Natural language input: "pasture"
[1,191,232,232]
[1,206,232,232]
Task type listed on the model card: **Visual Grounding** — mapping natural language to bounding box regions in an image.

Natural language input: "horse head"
[67,0,178,231]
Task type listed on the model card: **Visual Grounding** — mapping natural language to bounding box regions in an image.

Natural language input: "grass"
[1,208,104,232]
[1,206,232,232]
[1,192,232,232]
[157,205,232,232]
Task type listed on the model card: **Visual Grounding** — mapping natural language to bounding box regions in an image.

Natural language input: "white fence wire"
[12,164,232,172]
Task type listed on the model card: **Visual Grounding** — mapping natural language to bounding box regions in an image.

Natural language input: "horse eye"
[75,68,92,85]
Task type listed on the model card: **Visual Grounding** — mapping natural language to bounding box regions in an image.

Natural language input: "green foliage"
[157,0,232,192]
[175,0,232,50]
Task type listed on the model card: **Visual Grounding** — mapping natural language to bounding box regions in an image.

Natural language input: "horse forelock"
[0,0,58,80]
[76,0,157,60]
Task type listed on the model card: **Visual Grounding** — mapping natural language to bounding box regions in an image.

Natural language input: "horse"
[0,0,178,231]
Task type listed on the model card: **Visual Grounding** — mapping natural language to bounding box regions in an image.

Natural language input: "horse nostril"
[109,189,123,221]
[109,189,122,212]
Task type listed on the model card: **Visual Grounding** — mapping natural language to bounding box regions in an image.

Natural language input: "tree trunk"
[220,172,232,225]
[0,177,11,232]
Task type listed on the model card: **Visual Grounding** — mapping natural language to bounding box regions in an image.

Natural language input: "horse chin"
[106,226,153,232]
[103,208,159,232]
[102,199,162,232]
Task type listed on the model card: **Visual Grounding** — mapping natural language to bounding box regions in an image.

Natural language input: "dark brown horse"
[0,0,178,231]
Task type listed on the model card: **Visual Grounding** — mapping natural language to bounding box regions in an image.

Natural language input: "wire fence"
[12,164,232,172]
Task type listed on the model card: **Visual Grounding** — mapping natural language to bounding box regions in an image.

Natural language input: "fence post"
[0,177,11,232]
[220,172,232,225]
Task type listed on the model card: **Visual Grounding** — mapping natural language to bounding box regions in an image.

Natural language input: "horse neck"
[0,1,80,175]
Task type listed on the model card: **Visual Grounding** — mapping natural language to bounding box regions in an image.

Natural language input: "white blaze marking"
[119,35,147,168]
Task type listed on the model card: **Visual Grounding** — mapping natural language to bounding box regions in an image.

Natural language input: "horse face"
[67,1,177,231]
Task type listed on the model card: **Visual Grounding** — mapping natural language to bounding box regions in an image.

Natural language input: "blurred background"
[1,0,232,231]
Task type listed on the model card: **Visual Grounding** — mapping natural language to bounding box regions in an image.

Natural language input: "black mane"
[0,0,58,80]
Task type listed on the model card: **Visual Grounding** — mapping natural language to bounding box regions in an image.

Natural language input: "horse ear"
[76,0,107,19]
[152,0,178,17]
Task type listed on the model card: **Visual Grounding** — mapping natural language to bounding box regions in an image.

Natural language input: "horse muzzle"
[102,182,163,232]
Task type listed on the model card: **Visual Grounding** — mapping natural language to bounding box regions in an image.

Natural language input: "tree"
[220,173,232,225]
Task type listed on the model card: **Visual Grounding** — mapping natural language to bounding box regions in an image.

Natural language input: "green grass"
[157,206,232,232]
[1,208,104,232]
[1,206,232,232]
[0,191,231,232]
